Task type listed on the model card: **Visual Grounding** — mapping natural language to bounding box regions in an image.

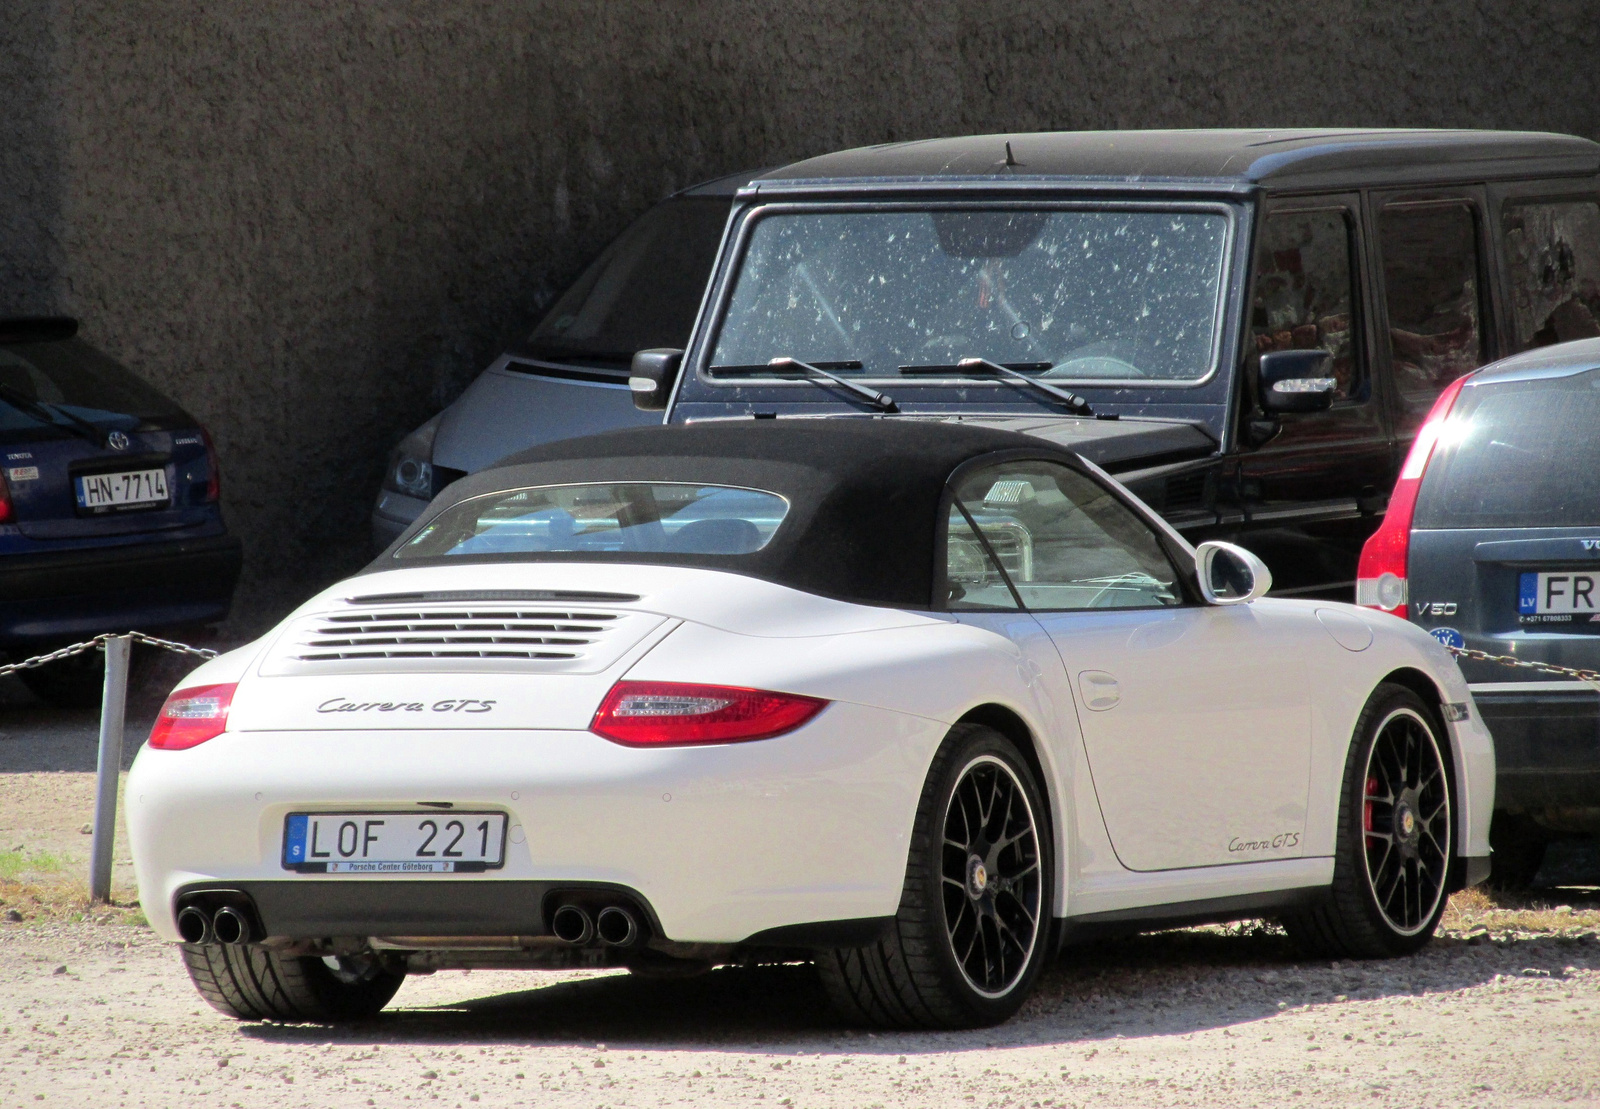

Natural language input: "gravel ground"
[5,685,1600,1107]
[3,913,1600,1108]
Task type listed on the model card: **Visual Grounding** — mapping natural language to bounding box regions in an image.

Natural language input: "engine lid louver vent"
[258,599,667,677]
[296,609,618,662]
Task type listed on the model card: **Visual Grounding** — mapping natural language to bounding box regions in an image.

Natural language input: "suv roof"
[675,168,770,198]
[756,129,1600,192]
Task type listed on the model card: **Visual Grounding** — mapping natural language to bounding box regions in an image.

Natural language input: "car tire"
[17,647,109,709]
[1486,811,1548,891]
[1282,683,1454,959]
[816,723,1053,1029]
[181,944,404,1022]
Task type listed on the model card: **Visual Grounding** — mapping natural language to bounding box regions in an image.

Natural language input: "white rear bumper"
[127,701,946,944]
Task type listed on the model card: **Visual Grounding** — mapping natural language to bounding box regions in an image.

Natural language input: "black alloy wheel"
[817,723,1054,1028]
[941,755,1045,997]
[1360,705,1453,935]
[1282,684,1454,958]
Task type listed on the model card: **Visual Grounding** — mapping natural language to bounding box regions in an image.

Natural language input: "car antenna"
[1003,141,1021,170]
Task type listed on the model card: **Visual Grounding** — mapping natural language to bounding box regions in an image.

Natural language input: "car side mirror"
[1194,541,1273,605]
[1259,349,1336,414]
[630,348,683,411]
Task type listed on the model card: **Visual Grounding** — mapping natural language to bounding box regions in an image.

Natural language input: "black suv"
[629,129,1600,600]
[1358,338,1600,886]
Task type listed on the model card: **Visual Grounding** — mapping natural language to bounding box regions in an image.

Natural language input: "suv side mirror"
[630,348,683,411]
[1194,541,1273,605]
[1259,349,1336,414]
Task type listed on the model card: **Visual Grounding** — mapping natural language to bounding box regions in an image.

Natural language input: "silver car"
[371,170,753,549]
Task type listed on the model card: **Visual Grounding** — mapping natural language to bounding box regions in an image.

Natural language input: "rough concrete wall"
[4,0,1599,635]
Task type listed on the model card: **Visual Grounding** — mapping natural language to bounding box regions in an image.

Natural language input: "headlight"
[382,416,440,499]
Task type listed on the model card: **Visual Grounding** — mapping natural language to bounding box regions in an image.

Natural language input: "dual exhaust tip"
[176,904,252,946]
[551,903,639,948]
[178,900,641,949]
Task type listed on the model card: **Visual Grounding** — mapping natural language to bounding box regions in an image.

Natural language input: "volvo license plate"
[1519,571,1600,623]
[75,468,169,511]
[282,811,507,873]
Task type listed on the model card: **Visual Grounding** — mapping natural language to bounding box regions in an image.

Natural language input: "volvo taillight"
[1356,375,1473,618]
[590,681,828,747]
[148,683,237,749]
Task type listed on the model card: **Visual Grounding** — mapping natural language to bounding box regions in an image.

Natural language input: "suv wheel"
[1486,811,1548,891]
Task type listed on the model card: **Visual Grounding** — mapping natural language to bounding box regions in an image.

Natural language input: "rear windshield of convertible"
[396,482,791,559]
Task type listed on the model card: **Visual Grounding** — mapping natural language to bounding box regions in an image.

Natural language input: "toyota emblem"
[106,430,130,451]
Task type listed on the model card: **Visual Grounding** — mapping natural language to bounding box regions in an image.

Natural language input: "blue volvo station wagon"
[0,317,241,705]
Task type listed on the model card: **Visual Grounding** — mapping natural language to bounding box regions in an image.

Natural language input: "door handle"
[1077,670,1121,711]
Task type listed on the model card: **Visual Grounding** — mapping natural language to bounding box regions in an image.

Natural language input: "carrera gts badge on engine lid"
[316,698,497,714]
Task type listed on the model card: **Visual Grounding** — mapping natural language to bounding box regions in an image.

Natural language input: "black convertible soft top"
[378,420,1088,608]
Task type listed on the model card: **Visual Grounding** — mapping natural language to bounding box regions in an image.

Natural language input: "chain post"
[89,635,132,903]
[0,630,215,903]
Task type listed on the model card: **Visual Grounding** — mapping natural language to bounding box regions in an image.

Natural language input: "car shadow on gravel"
[233,923,1600,1054]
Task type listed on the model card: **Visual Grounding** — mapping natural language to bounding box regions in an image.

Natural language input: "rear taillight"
[148,683,237,750]
[590,681,827,747]
[1356,375,1473,618]
[0,469,11,524]
[200,428,221,503]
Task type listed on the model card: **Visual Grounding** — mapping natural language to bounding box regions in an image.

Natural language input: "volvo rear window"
[397,482,790,558]
[1414,369,1600,529]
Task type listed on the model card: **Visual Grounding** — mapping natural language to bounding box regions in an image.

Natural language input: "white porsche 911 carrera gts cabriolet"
[128,421,1492,1029]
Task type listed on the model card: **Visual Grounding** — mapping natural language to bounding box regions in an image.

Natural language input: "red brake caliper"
[1363,775,1379,835]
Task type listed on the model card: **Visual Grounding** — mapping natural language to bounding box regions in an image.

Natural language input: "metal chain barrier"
[1,632,217,902]
[1445,644,1600,690]
[0,630,216,678]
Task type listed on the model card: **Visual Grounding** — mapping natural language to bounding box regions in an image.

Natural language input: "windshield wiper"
[709,358,898,413]
[0,383,106,445]
[900,357,1093,416]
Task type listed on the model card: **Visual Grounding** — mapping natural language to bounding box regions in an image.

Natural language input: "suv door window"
[1378,203,1487,430]
[949,461,1181,611]
[1502,200,1600,352]
[1251,209,1363,400]
[1231,196,1389,600]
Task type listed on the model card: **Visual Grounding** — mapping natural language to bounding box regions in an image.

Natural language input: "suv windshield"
[524,197,731,363]
[710,207,1230,382]
[398,482,790,559]
[1415,368,1600,529]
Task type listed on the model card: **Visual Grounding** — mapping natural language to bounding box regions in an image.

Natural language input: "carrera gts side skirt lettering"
[315,698,497,714]
[1227,831,1302,853]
